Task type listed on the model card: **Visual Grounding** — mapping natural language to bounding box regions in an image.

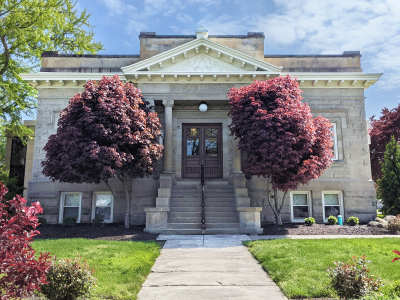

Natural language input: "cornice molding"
[20,71,381,89]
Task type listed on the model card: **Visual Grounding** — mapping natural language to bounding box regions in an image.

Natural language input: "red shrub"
[393,250,400,263]
[0,182,51,299]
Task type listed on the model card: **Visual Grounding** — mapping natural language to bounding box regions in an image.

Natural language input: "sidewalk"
[250,234,400,240]
[138,235,287,300]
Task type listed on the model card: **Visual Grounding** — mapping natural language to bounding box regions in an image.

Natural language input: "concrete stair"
[163,179,240,234]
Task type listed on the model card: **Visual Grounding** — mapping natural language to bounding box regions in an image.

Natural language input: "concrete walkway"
[138,235,287,300]
[250,234,400,240]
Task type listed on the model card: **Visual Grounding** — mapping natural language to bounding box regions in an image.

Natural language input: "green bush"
[388,216,400,233]
[328,256,382,299]
[41,258,96,300]
[377,136,400,215]
[63,217,76,226]
[327,215,338,225]
[347,216,360,226]
[304,217,315,226]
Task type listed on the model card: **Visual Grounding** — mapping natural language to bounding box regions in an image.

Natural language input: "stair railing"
[200,162,206,232]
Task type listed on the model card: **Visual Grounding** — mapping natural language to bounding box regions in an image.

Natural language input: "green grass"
[246,238,400,299]
[33,239,161,300]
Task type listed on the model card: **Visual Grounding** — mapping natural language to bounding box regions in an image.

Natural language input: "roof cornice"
[20,71,381,88]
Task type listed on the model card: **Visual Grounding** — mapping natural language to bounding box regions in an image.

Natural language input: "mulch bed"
[262,223,394,235]
[36,224,158,241]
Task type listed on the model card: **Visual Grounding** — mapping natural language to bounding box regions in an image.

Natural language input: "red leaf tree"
[42,75,163,228]
[0,182,51,299]
[369,104,400,181]
[229,76,333,224]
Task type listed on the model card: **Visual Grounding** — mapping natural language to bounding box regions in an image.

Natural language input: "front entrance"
[182,123,223,178]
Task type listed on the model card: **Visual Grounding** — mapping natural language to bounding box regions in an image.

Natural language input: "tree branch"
[0,35,10,76]
[104,180,117,201]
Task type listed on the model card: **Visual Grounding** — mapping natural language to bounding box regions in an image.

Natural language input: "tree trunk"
[264,179,287,225]
[123,176,131,229]
[275,213,283,225]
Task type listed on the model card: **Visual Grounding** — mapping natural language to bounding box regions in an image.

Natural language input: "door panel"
[183,126,201,178]
[182,124,222,178]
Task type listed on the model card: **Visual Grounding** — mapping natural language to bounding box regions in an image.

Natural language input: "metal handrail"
[200,162,206,232]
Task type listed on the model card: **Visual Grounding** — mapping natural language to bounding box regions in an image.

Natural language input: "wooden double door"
[182,123,223,178]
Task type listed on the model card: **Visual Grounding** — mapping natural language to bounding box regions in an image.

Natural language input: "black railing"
[200,162,206,232]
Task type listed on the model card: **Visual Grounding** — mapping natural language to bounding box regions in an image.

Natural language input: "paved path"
[138,235,287,300]
[138,234,399,300]
[250,234,400,240]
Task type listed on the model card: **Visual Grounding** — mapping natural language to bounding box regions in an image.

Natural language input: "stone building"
[20,29,381,233]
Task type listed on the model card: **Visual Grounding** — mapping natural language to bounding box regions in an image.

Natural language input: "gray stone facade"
[22,30,380,230]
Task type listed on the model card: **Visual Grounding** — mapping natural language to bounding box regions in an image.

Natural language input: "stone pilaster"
[162,99,174,174]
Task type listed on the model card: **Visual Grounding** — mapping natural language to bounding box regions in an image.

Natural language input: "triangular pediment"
[121,38,282,75]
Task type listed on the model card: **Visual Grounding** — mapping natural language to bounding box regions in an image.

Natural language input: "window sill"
[292,219,308,223]
[331,160,345,167]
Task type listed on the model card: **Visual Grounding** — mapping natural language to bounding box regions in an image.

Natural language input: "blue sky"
[77,0,400,119]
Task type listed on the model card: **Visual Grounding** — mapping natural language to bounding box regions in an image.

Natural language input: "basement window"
[92,192,114,223]
[322,191,343,222]
[59,192,82,224]
[290,191,312,223]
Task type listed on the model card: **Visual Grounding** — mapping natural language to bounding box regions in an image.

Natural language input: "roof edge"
[139,32,265,39]
[265,51,361,58]
[41,51,140,58]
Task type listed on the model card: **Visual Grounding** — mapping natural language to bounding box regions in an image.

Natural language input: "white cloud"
[98,0,399,89]
[99,0,136,15]
[253,0,400,89]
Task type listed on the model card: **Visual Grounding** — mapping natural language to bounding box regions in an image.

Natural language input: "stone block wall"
[29,87,158,225]
[248,88,376,224]
[29,83,376,225]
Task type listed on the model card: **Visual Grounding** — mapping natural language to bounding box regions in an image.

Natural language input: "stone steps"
[167,179,240,234]
[160,228,242,234]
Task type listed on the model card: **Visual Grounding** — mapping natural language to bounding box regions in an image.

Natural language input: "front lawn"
[247,238,400,299]
[33,238,161,300]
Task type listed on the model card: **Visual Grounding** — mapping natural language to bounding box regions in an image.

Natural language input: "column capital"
[162,99,174,107]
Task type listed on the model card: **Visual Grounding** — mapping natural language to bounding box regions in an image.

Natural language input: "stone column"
[143,98,174,233]
[162,99,174,173]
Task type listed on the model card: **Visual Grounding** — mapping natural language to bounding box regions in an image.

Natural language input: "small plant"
[41,258,96,300]
[347,216,360,226]
[328,256,382,299]
[63,217,76,226]
[304,217,315,226]
[327,215,338,225]
[388,216,400,233]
